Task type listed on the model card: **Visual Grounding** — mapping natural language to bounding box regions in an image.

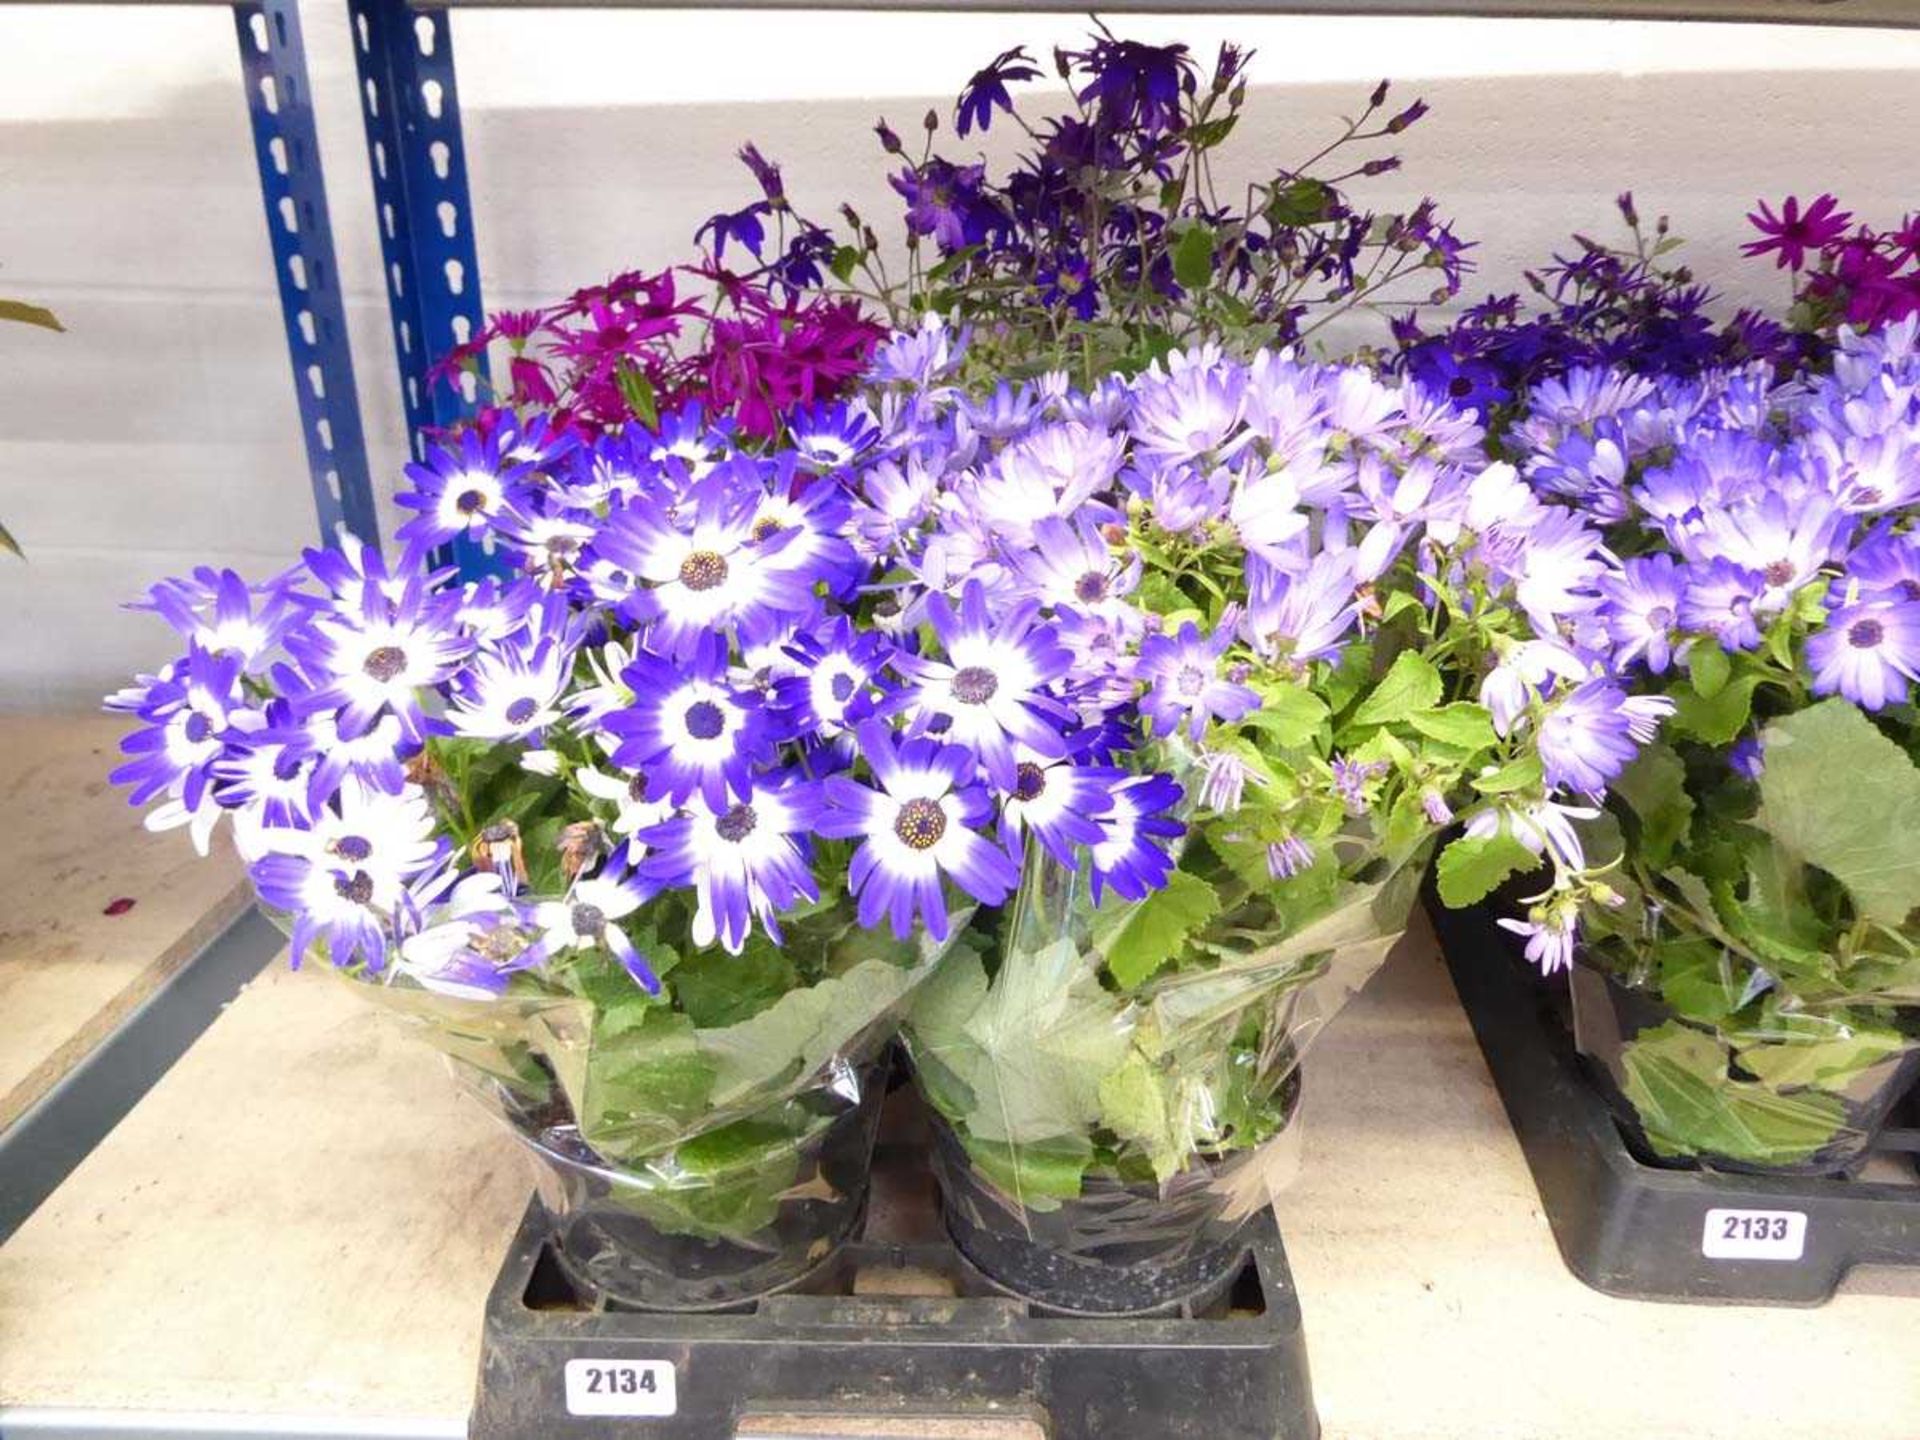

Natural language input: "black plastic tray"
[1428,897,1920,1305]
[470,1101,1319,1439]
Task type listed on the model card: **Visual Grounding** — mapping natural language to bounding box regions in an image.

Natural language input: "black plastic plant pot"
[506,1061,887,1312]
[1568,962,1920,1179]
[928,1079,1300,1318]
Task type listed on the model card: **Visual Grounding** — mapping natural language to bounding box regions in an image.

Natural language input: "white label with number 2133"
[1701,1208,1807,1261]
[564,1358,677,1417]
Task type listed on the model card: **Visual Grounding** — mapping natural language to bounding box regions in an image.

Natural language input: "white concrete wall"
[1,5,1917,709]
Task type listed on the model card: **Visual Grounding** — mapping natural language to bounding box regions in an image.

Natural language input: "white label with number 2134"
[1701,1208,1806,1261]
[564,1358,677,1417]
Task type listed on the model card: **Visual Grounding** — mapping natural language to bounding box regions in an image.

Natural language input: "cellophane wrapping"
[906,820,1425,1270]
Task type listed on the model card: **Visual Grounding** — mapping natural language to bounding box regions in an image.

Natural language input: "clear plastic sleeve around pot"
[311,897,969,1309]
[1569,959,1920,1176]
[904,836,1423,1314]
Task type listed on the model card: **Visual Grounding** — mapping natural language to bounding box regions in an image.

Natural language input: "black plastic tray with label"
[469,1092,1319,1440]
[1427,897,1920,1305]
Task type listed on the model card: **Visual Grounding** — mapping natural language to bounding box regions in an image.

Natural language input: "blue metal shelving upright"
[232,0,381,548]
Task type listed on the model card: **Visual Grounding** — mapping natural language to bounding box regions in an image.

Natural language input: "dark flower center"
[751,516,784,542]
[1448,376,1475,399]
[627,773,651,802]
[1763,560,1796,587]
[332,835,373,862]
[1176,664,1210,698]
[679,550,730,592]
[1647,605,1674,630]
[184,713,214,744]
[1849,618,1885,649]
[715,803,758,843]
[894,797,948,851]
[363,645,408,682]
[480,822,515,844]
[951,665,999,704]
[1014,762,1046,802]
[1856,486,1883,505]
[1902,580,1920,602]
[1074,571,1109,603]
[455,488,488,514]
[335,870,375,906]
[684,699,727,740]
[504,697,539,726]
[829,673,857,703]
[570,903,606,936]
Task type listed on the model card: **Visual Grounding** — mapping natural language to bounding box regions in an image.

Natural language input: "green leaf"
[955,1132,1094,1211]
[697,958,921,1108]
[1241,681,1330,750]
[1093,871,1222,989]
[0,299,63,332]
[829,245,861,283]
[1619,1021,1850,1165]
[1610,742,1694,871]
[0,517,20,560]
[1736,1025,1907,1093]
[1471,754,1544,795]
[614,362,658,429]
[1434,831,1541,908]
[1346,650,1443,729]
[671,937,798,1028]
[1405,702,1497,754]
[1756,698,1920,926]
[1183,114,1238,150]
[1686,644,1731,699]
[1097,1053,1183,1182]
[1667,674,1761,745]
[1654,939,1746,1026]
[1171,223,1216,290]
[1267,178,1335,226]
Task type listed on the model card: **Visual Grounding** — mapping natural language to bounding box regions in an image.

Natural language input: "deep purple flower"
[603,633,771,810]
[956,46,1041,136]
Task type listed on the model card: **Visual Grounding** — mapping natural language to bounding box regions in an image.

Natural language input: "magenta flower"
[1741,194,1853,272]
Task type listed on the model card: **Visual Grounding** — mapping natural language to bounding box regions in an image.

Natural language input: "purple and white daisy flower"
[1135,622,1259,741]
[603,634,771,810]
[396,428,532,547]
[443,625,577,744]
[771,618,894,744]
[1599,554,1687,675]
[996,751,1119,869]
[893,581,1074,792]
[1806,597,1920,711]
[590,473,816,656]
[1678,559,1767,652]
[576,762,678,840]
[818,723,1020,941]
[1536,679,1661,799]
[1086,773,1185,905]
[529,866,661,992]
[395,872,537,1000]
[638,777,823,954]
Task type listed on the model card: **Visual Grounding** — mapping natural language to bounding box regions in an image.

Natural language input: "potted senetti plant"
[849,324,1659,1312]
[105,407,1022,1311]
[1488,317,1920,1175]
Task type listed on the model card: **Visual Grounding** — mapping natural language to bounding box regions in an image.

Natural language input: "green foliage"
[1434,832,1540,908]
[1619,1021,1853,1166]
[1345,650,1443,730]
[1610,742,1694,871]
[1756,699,1920,927]
[1093,871,1222,989]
